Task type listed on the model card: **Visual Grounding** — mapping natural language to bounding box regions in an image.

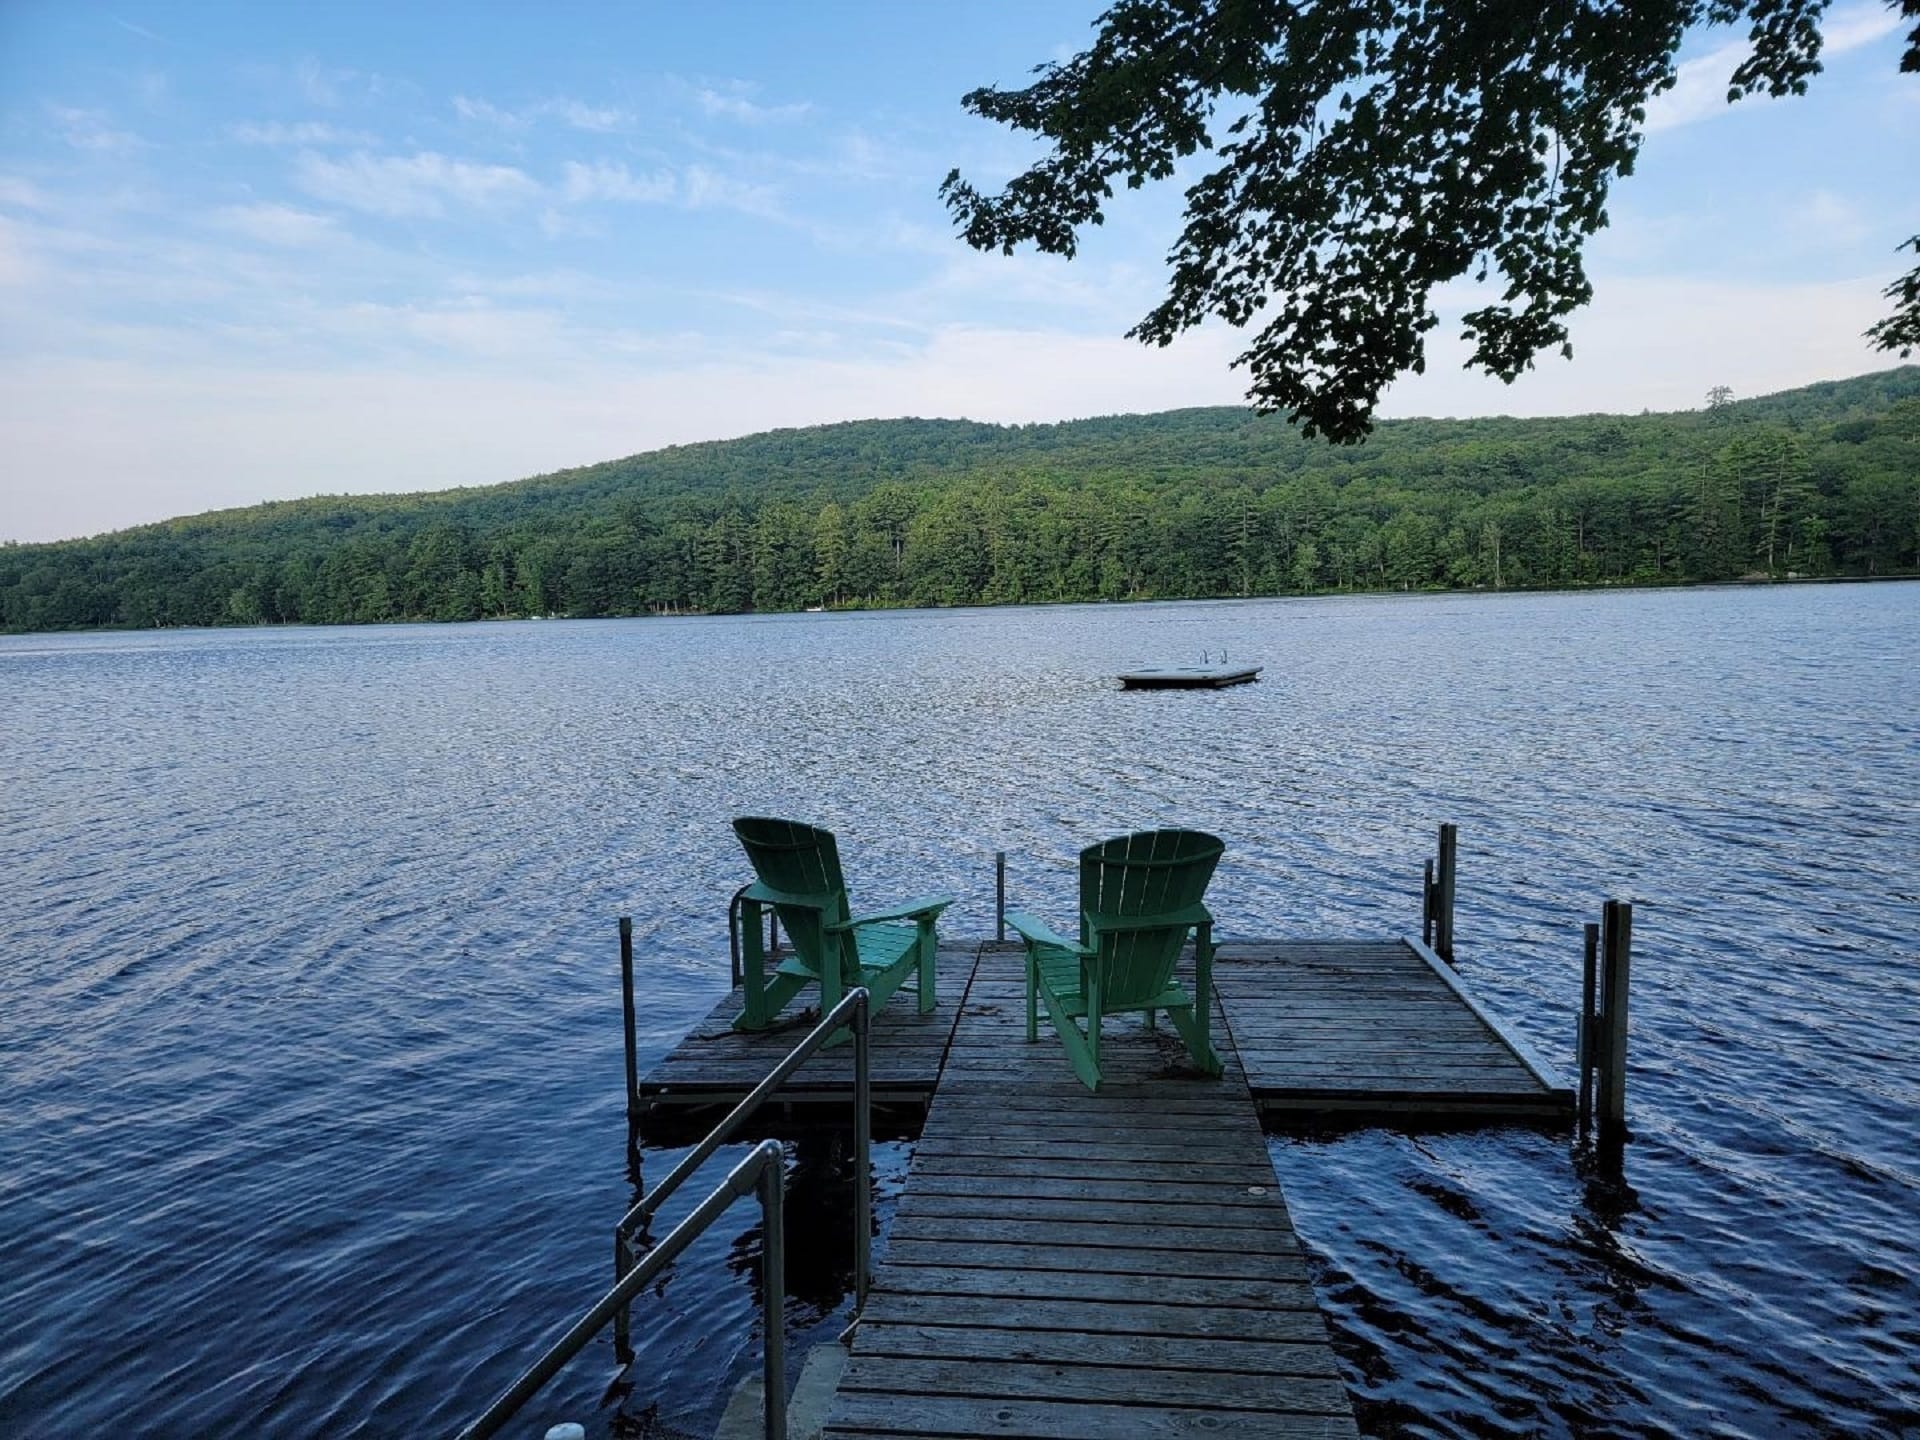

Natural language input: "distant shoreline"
[6,570,1915,639]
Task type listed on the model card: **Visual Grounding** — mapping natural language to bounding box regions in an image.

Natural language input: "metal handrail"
[460,983,875,1440]
[613,984,873,1355]
[457,1141,786,1440]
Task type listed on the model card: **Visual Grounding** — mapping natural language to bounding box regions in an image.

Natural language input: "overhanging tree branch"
[944,0,1919,441]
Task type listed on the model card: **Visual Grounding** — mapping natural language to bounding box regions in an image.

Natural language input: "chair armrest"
[1085,902,1213,937]
[742,880,833,911]
[1006,911,1094,955]
[830,893,956,930]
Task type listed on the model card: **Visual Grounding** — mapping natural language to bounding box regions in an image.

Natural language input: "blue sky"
[1,1,1915,542]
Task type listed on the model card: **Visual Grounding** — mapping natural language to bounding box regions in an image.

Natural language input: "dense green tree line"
[4,368,1917,632]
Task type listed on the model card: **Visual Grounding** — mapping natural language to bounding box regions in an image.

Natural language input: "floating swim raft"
[1118,662,1261,689]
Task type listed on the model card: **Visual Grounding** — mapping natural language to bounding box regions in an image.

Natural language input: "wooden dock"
[633,936,1571,1436]
[825,945,1357,1438]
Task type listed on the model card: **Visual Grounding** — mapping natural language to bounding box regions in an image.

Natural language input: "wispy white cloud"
[1646,2,1904,133]
[560,159,783,217]
[114,17,163,42]
[1797,189,1873,246]
[453,94,633,132]
[560,160,676,204]
[551,99,630,132]
[1394,269,1899,417]
[0,176,53,211]
[694,84,812,125]
[231,120,374,147]
[1824,2,1904,55]
[47,105,145,155]
[213,203,344,248]
[295,150,539,218]
[680,164,783,216]
[290,57,386,108]
[452,94,525,130]
[0,217,38,287]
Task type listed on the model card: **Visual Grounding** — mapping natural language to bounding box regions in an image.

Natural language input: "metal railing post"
[612,1228,632,1363]
[1577,920,1599,1132]
[853,989,872,1312]
[616,987,872,1239]
[759,1152,787,1440]
[460,1142,782,1440]
[1435,823,1458,962]
[995,850,1006,943]
[1597,899,1633,1139]
[620,917,640,1123]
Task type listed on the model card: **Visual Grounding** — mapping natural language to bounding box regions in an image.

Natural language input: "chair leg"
[1025,950,1038,1042]
[732,969,808,1031]
[818,945,845,1045]
[1038,984,1102,1092]
[1165,1002,1224,1078]
[917,919,937,1014]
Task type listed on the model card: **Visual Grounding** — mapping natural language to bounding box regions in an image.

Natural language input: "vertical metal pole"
[619,917,639,1122]
[768,910,779,958]
[1422,859,1435,948]
[995,851,1006,943]
[1597,900,1633,1137]
[759,1147,787,1440]
[853,991,872,1312]
[1435,823,1458,962]
[1578,921,1599,1131]
[612,1230,632,1362]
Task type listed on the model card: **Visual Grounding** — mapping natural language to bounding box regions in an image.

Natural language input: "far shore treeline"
[3,368,1917,632]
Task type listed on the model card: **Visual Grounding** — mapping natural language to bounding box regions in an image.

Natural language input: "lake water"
[1,585,1915,1438]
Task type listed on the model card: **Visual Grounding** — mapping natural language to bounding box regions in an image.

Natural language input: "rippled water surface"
[2,586,1916,1438]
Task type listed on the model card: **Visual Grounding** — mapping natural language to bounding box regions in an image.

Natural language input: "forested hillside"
[4,368,1917,632]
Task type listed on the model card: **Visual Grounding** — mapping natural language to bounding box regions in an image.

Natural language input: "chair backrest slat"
[733,816,854,977]
[1080,828,1223,1006]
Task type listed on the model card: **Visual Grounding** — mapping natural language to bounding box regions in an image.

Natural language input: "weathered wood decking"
[1217,939,1571,1118]
[636,938,1568,1130]
[635,945,975,1133]
[826,945,1357,1438]
[636,936,1570,1435]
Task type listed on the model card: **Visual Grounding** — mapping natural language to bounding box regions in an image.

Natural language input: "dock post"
[1577,921,1599,1131]
[612,1229,632,1363]
[995,851,1006,943]
[853,989,872,1313]
[1595,899,1633,1139]
[619,917,640,1125]
[1422,859,1435,948]
[759,1152,787,1440]
[1435,824,1458,962]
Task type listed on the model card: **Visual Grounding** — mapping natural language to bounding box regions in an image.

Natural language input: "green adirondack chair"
[729,816,953,1039]
[1007,828,1226,1091]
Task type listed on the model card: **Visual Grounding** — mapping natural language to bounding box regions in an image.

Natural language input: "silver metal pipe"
[759,1147,787,1440]
[620,917,640,1122]
[612,1228,631,1360]
[853,988,872,1312]
[617,986,871,1237]
[461,1141,783,1440]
